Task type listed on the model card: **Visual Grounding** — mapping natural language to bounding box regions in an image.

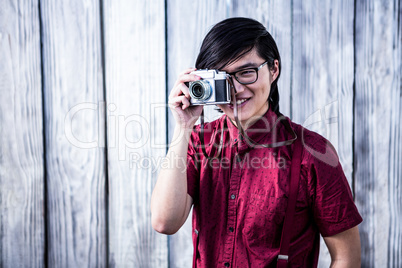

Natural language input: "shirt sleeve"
[186,127,201,201]
[304,131,363,237]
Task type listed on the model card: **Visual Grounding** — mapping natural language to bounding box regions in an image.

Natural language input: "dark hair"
[195,17,281,114]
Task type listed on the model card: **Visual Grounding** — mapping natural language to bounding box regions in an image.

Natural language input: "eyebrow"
[226,63,259,73]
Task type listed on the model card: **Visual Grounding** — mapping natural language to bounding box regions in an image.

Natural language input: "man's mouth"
[236,98,248,105]
[229,98,250,109]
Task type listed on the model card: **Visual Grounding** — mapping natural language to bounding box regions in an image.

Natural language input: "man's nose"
[232,79,245,94]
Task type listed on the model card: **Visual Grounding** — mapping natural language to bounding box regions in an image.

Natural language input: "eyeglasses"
[227,61,268,85]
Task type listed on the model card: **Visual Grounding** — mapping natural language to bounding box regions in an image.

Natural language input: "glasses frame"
[227,61,268,85]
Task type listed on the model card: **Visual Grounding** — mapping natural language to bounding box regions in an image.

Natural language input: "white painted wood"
[102,0,168,266]
[40,0,107,266]
[0,1,44,267]
[354,0,402,267]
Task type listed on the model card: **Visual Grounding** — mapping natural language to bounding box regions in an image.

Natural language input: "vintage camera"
[189,69,231,105]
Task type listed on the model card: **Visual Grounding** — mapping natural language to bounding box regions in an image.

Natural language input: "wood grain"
[0,0,44,267]
[102,0,168,266]
[40,0,107,266]
[354,0,402,266]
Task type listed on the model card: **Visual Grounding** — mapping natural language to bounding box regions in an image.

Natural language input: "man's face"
[218,48,278,128]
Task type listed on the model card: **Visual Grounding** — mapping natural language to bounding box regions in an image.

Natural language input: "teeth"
[236,99,247,105]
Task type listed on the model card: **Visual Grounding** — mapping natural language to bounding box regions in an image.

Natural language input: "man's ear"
[270,59,280,81]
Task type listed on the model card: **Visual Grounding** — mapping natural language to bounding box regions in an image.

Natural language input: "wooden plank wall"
[354,0,402,267]
[40,0,107,266]
[0,0,400,267]
[102,0,168,266]
[0,0,44,267]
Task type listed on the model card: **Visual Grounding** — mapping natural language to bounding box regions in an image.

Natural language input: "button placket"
[221,149,239,266]
[223,141,242,266]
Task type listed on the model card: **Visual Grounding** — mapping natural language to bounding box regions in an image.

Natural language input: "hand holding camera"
[168,68,203,130]
[169,68,232,130]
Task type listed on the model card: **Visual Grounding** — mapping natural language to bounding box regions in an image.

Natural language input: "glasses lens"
[235,69,257,84]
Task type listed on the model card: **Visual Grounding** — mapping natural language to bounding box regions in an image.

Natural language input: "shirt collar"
[225,106,279,147]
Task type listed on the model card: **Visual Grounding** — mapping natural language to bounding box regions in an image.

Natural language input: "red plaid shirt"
[186,108,362,267]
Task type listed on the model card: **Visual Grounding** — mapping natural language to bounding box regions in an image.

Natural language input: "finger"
[180,96,191,110]
[179,67,197,76]
[169,83,191,99]
[173,72,202,89]
[178,83,191,98]
[169,82,183,98]
[178,73,202,84]
[168,95,191,109]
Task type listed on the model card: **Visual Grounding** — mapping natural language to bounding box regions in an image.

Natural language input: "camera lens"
[189,80,212,101]
[192,84,204,98]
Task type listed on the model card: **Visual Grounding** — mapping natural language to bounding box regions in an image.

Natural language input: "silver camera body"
[189,69,231,106]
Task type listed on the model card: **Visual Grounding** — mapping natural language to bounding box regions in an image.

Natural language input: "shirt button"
[230,194,236,200]
[229,227,234,232]
[224,262,230,267]
[234,139,237,142]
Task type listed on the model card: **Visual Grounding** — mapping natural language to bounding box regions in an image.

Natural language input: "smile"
[228,98,250,109]
[236,99,248,105]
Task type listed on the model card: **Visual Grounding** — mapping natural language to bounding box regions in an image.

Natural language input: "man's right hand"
[168,68,204,130]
